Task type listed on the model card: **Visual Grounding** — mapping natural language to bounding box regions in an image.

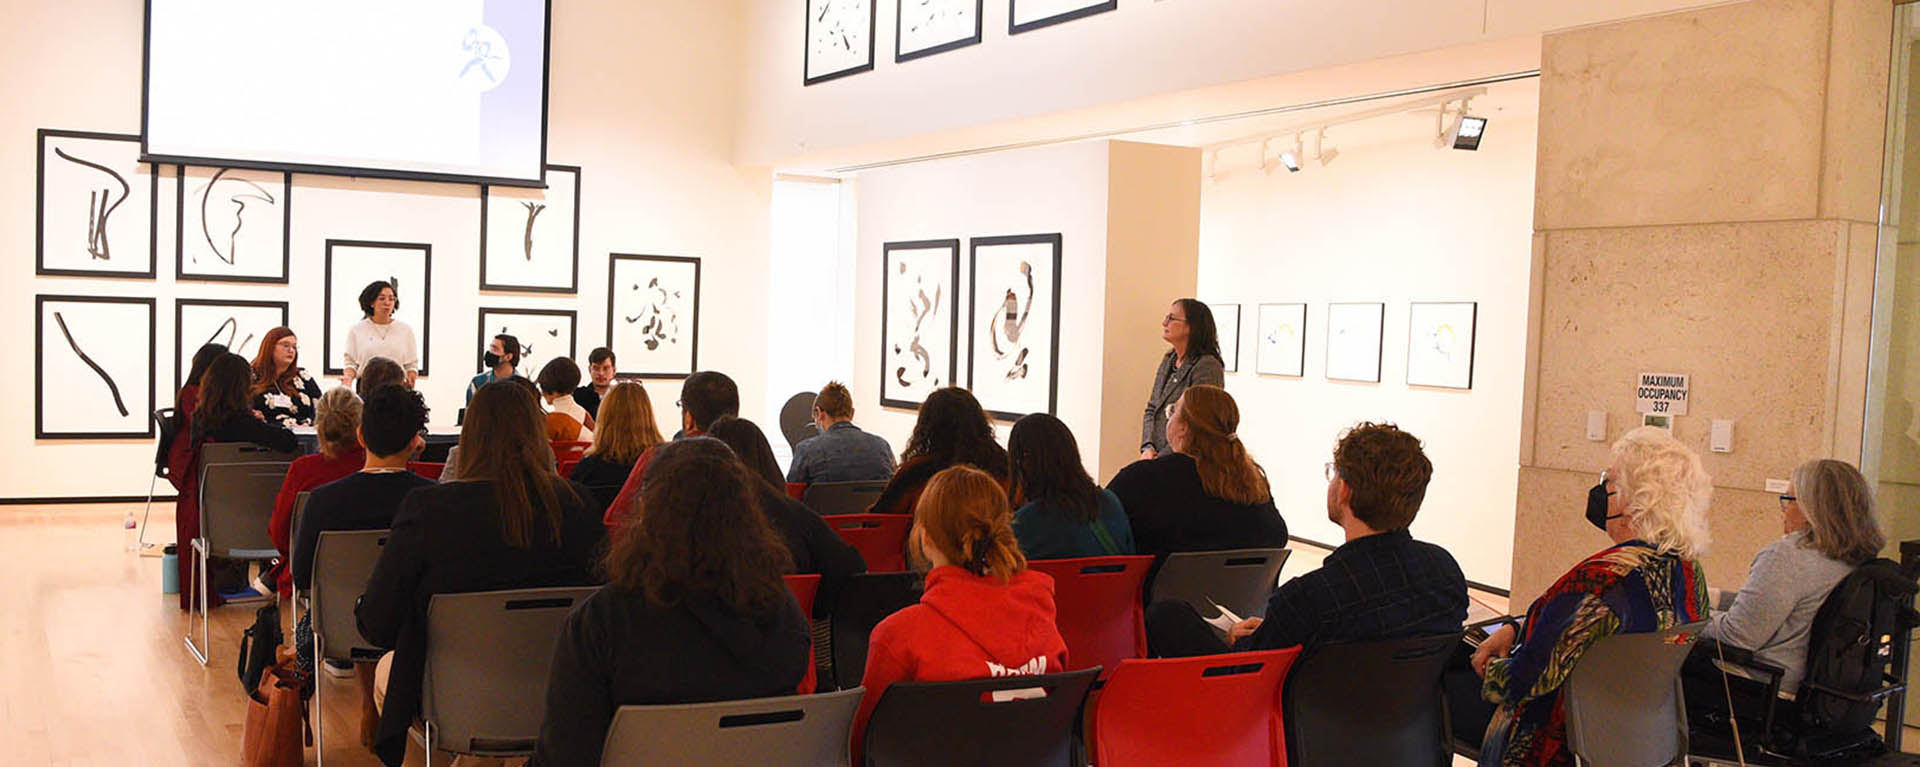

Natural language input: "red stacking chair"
[1026,556,1154,676]
[1093,649,1303,767]
[558,459,581,479]
[407,461,445,480]
[782,574,821,694]
[785,482,808,501]
[822,514,912,572]
[550,440,591,463]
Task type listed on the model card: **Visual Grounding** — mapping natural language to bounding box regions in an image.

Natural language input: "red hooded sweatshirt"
[851,565,1069,763]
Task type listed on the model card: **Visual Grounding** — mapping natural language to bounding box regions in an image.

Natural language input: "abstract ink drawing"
[195,168,277,266]
[967,234,1061,421]
[881,240,959,410]
[893,261,945,388]
[53,311,130,417]
[608,254,701,379]
[1406,301,1477,389]
[986,261,1035,381]
[479,165,581,293]
[38,130,157,279]
[40,294,156,438]
[520,202,544,260]
[1255,303,1307,377]
[53,148,129,261]
[477,309,578,372]
[1325,302,1385,384]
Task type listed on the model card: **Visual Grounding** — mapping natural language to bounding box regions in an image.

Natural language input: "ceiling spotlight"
[1276,134,1303,173]
[1314,129,1339,167]
[1438,99,1488,151]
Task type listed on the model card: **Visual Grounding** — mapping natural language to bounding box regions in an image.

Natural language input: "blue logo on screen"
[458,25,511,92]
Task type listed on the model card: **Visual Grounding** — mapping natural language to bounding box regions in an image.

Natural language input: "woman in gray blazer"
[1141,298,1225,458]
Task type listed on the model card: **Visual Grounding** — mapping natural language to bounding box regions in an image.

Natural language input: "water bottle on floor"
[123,509,138,551]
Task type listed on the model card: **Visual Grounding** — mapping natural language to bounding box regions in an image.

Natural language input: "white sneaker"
[322,659,355,679]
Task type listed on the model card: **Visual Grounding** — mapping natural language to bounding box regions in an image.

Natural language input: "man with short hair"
[603,371,741,527]
[1146,421,1467,656]
[787,381,895,484]
[572,347,617,419]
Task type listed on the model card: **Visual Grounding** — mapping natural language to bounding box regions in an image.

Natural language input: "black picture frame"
[804,0,877,85]
[896,0,984,62]
[173,298,290,392]
[879,238,962,411]
[475,307,579,372]
[322,239,433,377]
[478,164,582,294]
[606,253,702,379]
[1009,0,1117,35]
[1211,302,1242,373]
[35,129,159,280]
[967,233,1063,421]
[36,294,157,439]
[173,165,293,284]
[1254,302,1308,378]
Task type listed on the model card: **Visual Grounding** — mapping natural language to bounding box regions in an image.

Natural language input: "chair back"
[1026,556,1154,674]
[150,407,176,478]
[1563,621,1705,767]
[1282,632,1462,766]
[600,688,864,767]
[1147,547,1290,622]
[830,572,924,690]
[778,391,819,449]
[551,440,591,463]
[288,491,312,558]
[864,667,1100,767]
[198,461,291,558]
[407,461,445,479]
[199,441,300,471]
[1094,649,1302,767]
[785,574,822,694]
[311,530,392,663]
[422,586,599,756]
[559,458,581,479]
[822,514,912,572]
[785,482,808,501]
[804,481,889,517]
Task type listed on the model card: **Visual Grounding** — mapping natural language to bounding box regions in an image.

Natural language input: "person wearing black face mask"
[467,333,521,405]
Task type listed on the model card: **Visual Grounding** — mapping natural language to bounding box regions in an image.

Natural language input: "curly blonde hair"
[1611,426,1712,559]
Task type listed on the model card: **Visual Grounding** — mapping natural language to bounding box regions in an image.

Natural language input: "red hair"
[250,327,302,397]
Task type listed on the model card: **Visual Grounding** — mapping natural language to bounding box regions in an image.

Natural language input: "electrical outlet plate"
[1764,478,1790,494]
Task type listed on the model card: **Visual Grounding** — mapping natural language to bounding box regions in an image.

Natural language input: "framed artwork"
[174,166,291,283]
[897,0,983,62]
[1325,302,1384,383]
[607,254,701,379]
[1255,302,1307,377]
[479,164,581,293]
[967,233,1062,421]
[174,299,290,392]
[322,240,433,377]
[36,295,156,439]
[1406,301,1478,389]
[880,239,961,410]
[1010,0,1117,34]
[477,308,578,373]
[1207,302,1241,373]
[36,129,158,279]
[805,0,876,85]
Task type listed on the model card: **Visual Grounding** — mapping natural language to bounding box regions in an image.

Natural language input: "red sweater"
[851,566,1068,763]
[602,445,659,529]
[268,447,366,596]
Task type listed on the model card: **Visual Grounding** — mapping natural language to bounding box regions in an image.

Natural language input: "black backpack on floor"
[238,603,283,695]
[1796,558,1919,735]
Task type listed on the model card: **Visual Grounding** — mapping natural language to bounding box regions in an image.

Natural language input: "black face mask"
[483,351,501,368]
[1586,481,1621,531]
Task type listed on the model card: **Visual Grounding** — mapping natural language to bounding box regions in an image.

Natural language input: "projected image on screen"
[145,0,550,184]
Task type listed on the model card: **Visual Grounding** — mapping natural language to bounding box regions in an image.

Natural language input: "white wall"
[1198,79,1540,589]
[1,0,770,500]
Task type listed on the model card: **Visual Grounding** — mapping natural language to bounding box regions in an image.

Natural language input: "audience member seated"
[1106,385,1287,564]
[466,332,521,405]
[354,356,409,395]
[162,343,227,534]
[1144,422,1465,656]
[287,385,432,748]
[248,327,324,427]
[531,438,811,767]
[707,417,867,615]
[266,387,365,599]
[1463,426,1710,766]
[568,383,663,490]
[572,346,617,419]
[868,387,1009,515]
[851,465,1068,764]
[356,380,608,767]
[536,356,595,441]
[604,370,740,526]
[1006,413,1133,560]
[176,352,300,610]
[440,377,547,483]
[786,381,895,485]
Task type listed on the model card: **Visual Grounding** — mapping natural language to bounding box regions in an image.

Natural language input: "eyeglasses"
[1163,314,1188,325]
[1778,494,1797,510]
[1325,461,1338,482]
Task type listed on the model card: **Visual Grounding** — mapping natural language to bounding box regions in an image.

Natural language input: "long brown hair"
[604,438,793,613]
[1174,386,1270,505]
[584,383,663,465]
[1793,459,1884,565]
[456,380,582,549]
[249,327,302,397]
[1007,413,1099,523]
[900,387,1008,475]
[192,353,255,439]
[915,465,1026,583]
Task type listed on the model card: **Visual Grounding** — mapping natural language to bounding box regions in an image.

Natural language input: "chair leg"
[184,539,210,665]
[314,632,325,767]
[137,473,157,549]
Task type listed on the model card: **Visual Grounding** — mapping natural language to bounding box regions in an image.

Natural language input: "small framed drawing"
[174,166,292,283]
[174,299,290,392]
[1255,302,1307,377]
[897,0,983,62]
[1406,301,1478,390]
[805,0,876,85]
[608,254,701,379]
[1206,302,1241,373]
[476,308,578,373]
[1325,302,1384,383]
[968,233,1062,421]
[881,239,961,410]
[36,129,158,279]
[479,165,581,293]
[37,295,156,439]
[1010,0,1118,34]
[323,240,433,377]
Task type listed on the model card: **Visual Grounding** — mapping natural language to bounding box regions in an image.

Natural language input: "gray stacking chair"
[1282,632,1463,766]
[419,586,598,766]
[1146,548,1291,625]
[863,668,1101,767]
[802,480,889,516]
[309,529,392,767]
[199,441,301,468]
[287,491,312,612]
[185,460,291,665]
[139,407,175,550]
[1563,621,1708,767]
[599,687,865,767]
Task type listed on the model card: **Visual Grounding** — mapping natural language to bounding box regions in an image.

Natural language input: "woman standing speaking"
[1140,298,1224,459]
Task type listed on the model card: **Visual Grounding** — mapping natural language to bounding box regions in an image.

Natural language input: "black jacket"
[355,479,607,767]
[756,484,867,617]
[1107,452,1288,563]
[568,454,632,490]
[195,413,299,455]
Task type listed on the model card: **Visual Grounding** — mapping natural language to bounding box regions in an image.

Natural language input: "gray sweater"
[1704,530,1853,694]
